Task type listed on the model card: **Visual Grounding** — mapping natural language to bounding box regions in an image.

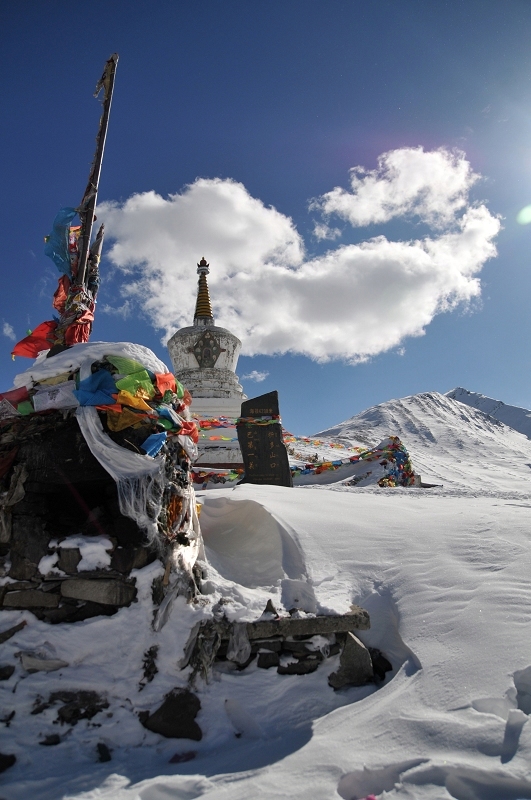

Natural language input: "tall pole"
[77,53,119,288]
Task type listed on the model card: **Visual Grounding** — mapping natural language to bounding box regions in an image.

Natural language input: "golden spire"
[194,257,214,323]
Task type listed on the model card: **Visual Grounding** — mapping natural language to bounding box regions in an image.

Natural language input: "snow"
[447,387,531,441]
[11,341,169,388]
[41,535,114,572]
[2,388,531,799]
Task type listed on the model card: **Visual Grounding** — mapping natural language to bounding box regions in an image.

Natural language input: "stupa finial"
[194,257,214,324]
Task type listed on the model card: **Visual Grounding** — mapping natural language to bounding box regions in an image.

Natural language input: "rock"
[278,658,320,675]
[43,600,117,624]
[32,690,109,725]
[0,620,27,644]
[57,548,81,574]
[39,734,61,746]
[0,752,16,773]
[111,544,148,574]
[139,645,158,689]
[251,638,282,653]
[18,651,69,673]
[40,580,63,592]
[112,513,145,546]
[281,640,315,656]
[8,513,49,581]
[257,651,280,669]
[328,632,374,689]
[369,647,393,681]
[97,742,112,762]
[169,750,196,763]
[0,665,15,681]
[60,578,136,606]
[3,589,60,609]
[141,689,202,740]
[235,652,256,670]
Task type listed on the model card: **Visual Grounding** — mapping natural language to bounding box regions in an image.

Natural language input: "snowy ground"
[2,391,531,799]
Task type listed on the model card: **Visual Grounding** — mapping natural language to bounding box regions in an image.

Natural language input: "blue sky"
[1,1,531,435]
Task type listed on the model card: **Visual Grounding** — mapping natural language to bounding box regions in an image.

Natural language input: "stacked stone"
[181,603,392,688]
[0,411,152,623]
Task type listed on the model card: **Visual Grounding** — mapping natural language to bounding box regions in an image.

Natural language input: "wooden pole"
[77,54,119,288]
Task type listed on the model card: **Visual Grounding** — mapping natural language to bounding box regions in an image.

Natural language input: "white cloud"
[313,222,341,241]
[99,148,500,364]
[100,300,132,319]
[312,146,478,229]
[2,322,16,341]
[241,370,269,382]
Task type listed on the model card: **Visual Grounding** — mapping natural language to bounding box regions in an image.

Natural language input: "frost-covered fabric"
[12,341,169,390]
[75,406,165,543]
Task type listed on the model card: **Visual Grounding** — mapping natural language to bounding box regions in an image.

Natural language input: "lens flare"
[516,205,531,224]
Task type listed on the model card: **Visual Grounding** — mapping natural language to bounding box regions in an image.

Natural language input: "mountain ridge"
[314,390,531,492]
[446,386,531,440]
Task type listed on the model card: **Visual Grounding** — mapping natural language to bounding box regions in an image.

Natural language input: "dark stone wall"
[0,410,152,620]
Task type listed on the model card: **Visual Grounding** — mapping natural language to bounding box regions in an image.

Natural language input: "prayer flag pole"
[77,53,119,289]
[12,54,120,359]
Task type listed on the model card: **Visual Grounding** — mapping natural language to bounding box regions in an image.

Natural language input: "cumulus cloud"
[99,148,500,364]
[2,322,16,341]
[241,370,269,382]
[312,147,478,229]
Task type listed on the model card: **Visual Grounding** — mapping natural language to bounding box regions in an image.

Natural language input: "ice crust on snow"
[3,389,531,799]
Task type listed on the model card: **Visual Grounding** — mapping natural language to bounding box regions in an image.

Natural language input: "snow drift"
[2,389,531,800]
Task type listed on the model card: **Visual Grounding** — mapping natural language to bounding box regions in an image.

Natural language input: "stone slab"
[3,589,60,609]
[237,391,292,487]
[60,578,136,607]
[243,608,370,639]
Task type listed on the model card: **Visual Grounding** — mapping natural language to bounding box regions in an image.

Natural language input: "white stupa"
[167,258,246,467]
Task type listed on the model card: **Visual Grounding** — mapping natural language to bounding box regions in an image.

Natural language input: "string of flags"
[188,415,416,488]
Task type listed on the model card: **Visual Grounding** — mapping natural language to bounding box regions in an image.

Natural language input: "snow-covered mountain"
[446,386,531,440]
[315,390,531,492]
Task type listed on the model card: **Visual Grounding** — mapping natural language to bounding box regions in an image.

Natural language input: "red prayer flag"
[52,275,71,314]
[0,386,29,405]
[12,320,58,358]
[180,420,199,443]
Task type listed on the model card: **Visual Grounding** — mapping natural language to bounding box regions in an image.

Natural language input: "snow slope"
[316,390,531,493]
[2,390,531,800]
[446,387,531,441]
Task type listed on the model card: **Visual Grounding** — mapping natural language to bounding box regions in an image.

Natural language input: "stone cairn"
[0,410,159,622]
